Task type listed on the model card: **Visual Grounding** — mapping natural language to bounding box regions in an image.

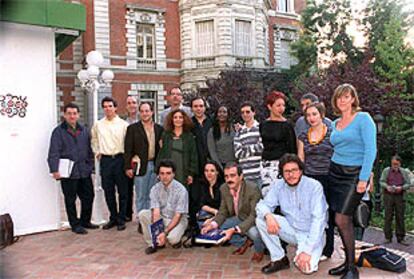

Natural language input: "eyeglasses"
[241,110,252,114]
[284,168,300,175]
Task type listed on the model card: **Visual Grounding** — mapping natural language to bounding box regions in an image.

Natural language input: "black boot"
[340,265,359,279]
[329,262,347,276]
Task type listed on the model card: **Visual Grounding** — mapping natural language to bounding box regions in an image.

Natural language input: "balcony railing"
[137,58,156,70]
[195,57,215,68]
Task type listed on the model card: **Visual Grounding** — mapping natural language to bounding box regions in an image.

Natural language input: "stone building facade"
[56,0,304,125]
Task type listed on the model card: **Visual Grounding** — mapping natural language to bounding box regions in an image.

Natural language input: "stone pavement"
[1,224,413,279]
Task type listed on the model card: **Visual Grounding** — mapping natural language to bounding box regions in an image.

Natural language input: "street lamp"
[374,113,385,213]
[77,50,114,224]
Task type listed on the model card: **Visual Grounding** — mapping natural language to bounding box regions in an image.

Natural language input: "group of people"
[46,83,410,279]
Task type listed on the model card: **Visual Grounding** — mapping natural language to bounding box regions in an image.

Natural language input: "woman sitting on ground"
[198,160,224,222]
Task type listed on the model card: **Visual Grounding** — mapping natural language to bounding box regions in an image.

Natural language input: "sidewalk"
[1,224,413,279]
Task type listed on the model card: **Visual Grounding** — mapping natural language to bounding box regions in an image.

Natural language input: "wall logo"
[0,94,28,118]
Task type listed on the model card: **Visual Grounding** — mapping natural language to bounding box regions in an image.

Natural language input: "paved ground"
[1,224,413,279]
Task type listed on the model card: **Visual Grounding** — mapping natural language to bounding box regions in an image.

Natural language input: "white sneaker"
[319,255,329,262]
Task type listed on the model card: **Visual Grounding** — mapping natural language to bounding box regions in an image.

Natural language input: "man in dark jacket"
[201,162,265,262]
[124,102,163,232]
[47,103,98,234]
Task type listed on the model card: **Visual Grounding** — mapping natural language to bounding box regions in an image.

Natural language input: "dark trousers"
[126,177,134,219]
[188,176,203,228]
[383,192,406,240]
[308,174,335,257]
[100,155,128,225]
[61,177,94,229]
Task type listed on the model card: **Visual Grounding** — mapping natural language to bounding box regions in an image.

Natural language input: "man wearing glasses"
[159,87,192,125]
[256,154,328,275]
[233,102,263,189]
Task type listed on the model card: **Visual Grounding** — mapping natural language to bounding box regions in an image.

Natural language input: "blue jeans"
[220,216,265,253]
[134,161,157,216]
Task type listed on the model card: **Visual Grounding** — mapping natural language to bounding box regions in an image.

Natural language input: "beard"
[285,174,302,187]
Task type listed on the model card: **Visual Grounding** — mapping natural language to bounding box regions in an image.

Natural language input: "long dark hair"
[203,160,224,186]
[212,105,232,141]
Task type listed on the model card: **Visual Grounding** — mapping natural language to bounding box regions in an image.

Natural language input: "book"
[131,155,141,176]
[58,159,74,178]
[195,229,226,245]
[148,219,164,248]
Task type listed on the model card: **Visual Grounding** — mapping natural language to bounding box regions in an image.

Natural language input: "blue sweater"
[330,112,377,181]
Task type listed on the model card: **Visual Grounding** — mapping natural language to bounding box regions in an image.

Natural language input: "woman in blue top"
[327,84,377,279]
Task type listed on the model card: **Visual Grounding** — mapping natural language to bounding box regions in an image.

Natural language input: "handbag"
[356,246,406,273]
[0,213,18,249]
[353,201,370,228]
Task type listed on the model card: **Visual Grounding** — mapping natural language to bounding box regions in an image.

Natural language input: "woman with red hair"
[259,91,297,194]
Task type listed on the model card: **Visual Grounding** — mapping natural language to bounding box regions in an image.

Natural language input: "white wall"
[0,22,60,235]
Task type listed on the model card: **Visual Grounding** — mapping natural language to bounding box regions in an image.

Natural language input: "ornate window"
[137,24,155,59]
[235,20,252,57]
[277,0,292,13]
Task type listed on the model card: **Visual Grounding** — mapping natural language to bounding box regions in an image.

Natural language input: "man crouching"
[256,154,328,275]
[139,159,188,254]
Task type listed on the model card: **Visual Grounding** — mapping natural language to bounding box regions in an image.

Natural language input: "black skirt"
[328,161,364,216]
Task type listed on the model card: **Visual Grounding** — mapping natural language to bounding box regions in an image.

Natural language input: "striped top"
[298,126,333,175]
[234,120,263,180]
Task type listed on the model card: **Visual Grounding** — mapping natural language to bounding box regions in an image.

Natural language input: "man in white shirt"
[91,96,129,231]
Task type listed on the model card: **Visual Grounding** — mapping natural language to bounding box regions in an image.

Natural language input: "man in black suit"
[124,102,163,232]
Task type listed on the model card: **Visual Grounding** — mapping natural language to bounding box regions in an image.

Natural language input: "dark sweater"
[259,120,297,161]
[191,116,213,174]
[47,122,93,179]
[200,179,223,210]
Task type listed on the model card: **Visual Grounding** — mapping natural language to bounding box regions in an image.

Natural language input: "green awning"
[0,0,86,54]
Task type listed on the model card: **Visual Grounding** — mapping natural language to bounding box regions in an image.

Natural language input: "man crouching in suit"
[201,162,265,262]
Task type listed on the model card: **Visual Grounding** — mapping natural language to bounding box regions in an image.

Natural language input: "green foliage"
[290,0,363,77]
[373,11,414,91]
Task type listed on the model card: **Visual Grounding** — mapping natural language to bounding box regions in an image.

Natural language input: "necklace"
[307,125,327,145]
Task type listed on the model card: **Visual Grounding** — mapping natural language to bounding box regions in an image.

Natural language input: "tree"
[290,0,363,77]
[187,64,292,123]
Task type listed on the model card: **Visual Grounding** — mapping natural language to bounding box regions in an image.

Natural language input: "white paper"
[58,159,74,178]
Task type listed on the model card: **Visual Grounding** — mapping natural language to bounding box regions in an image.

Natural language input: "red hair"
[266,91,287,106]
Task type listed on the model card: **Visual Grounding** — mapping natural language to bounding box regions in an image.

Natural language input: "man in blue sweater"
[47,103,98,234]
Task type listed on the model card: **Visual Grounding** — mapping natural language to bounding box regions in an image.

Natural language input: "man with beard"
[256,154,328,275]
[124,102,163,233]
[201,162,265,262]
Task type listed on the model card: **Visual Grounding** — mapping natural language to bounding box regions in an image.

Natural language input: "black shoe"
[340,266,359,279]
[82,223,99,229]
[125,216,132,222]
[137,223,143,234]
[329,263,347,276]
[261,256,290,274]
[102,220,117,230]
[117,223,126,231]
[72,226,88,235]
[145,246,157,255]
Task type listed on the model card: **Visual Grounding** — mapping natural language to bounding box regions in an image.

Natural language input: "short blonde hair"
[331,83,361,115]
